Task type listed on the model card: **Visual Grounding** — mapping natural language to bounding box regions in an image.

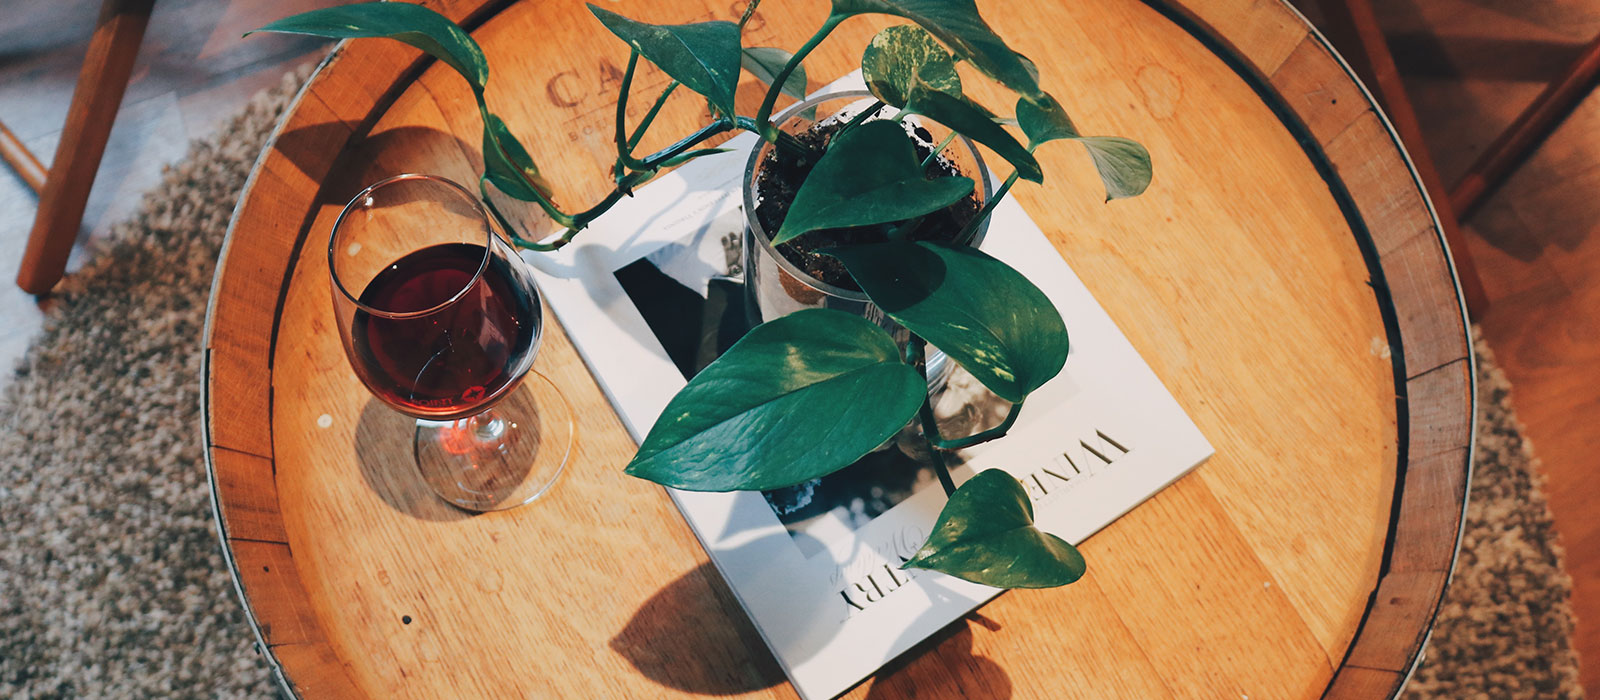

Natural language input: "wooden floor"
[1,0,1594,694]
[1360,0,1600,693]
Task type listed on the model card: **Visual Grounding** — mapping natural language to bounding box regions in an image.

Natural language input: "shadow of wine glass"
[292,123,495,215]
[353,397,473,523]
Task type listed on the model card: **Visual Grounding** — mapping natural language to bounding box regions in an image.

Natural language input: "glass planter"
[740,90,994,390]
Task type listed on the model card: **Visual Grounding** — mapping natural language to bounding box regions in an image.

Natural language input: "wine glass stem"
[469,412,508,443]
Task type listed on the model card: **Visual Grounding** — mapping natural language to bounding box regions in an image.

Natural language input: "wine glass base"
[413,370,575,512]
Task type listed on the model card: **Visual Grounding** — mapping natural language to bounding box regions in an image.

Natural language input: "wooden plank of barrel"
[203,0,1472,697]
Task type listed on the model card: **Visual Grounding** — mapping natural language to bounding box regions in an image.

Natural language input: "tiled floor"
[3,0,1596,693]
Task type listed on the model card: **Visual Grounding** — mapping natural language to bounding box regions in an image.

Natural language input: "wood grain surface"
[203,0,1473,697]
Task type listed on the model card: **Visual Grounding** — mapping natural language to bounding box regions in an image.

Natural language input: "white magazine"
[522,74,1213,700]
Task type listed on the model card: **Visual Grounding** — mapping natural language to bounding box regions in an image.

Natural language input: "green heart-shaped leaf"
[1077,137,1152,200]
[1018,95,1151,200]
[250,3,488,92]
[589,5,742,119]
[482,112,553,201]
[827,241,1067,402]
[830,0,1043,101]
[861,25,961,108]
[908,90,1041,183]
[903,468,1085,588]
[625,309,926,492]
[772,121,973,245]
[255,5,557,205]
[858,25,1038,181]
[1016,93,1080,144]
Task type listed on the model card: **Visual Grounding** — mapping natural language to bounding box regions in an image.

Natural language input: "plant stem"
[955,170,1019,246]
[909,337,958,497]
[936,402,1022,450]
[487,117,735,249]
[736,116,818,163]
[886,216,923,241]
[738,0,763,30]
[613,51,642,182]
[580,120,733,220]
[482,5,856,252]
[754,14,844,142]
[479,176,571,251]
[475,94,575,229]
[921,400,957,496]
[921,131,958,169]
[498,166,664,251]
[627,81,680,152]
[836,99,885,139]
[574,168,655,226]
[637,120,733,170]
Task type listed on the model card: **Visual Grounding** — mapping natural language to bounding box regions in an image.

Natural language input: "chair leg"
[16,0,155,296]
[0,121,47,194]
[1450,34,1600,220]
[1315,0,1492,318]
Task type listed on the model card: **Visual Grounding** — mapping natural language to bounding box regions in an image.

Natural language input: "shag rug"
[1404,334,1585,699]
[0,69,1583,699]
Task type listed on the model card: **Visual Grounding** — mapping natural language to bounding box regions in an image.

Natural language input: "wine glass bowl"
[329,173,573,511]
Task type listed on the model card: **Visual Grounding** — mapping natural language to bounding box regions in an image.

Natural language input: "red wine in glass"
[349,242,541,419]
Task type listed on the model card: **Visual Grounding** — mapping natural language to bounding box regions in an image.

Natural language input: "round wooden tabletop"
[203,0,1474,697]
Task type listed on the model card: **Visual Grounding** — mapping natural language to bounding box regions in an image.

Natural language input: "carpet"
[1403,333,1585,699]
[0,69,1582,699]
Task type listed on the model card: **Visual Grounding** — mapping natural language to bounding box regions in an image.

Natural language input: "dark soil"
[753,117,982,291]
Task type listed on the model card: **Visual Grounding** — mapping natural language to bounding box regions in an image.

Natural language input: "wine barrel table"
[203,0,1474,697]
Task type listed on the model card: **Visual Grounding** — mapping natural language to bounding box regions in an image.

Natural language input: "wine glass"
[329,173,574,511]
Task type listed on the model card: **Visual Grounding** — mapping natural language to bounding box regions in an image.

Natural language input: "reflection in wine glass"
[329,173,574,511]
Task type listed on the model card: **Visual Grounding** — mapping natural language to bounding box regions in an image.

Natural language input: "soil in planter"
[753,118,983,291]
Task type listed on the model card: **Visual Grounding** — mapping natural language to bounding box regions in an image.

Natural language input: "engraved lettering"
[546,70,581,107]
[1023,472,1048,500]
[867,574,889,602]
[1060,428,1130,472]
[1041,467,1073,484]
[1060,451,1082,474]
[1080,440,1113,464]
[1096,429,1131,454]
[597,57,626,92]
[840,589,865,612]
[855,581,878,603]
[883,563,904,587]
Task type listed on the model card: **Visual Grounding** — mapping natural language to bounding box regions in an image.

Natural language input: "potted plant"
[254,0,1151,590]
[741,89,993,394]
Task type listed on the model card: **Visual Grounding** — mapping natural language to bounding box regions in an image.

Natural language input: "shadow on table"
[611,562,786,695]
[863,613,1013,700]
[612,558,1014,699]
[277,121,498,221]
[353,397,473,522]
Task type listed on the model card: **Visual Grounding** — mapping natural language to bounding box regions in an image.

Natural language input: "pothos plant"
[255,0,1151,590]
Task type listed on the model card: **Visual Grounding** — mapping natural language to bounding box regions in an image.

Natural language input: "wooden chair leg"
[1450,34,1600,220]
[1314,0,1492,318]
[16,0,155,296]
[0,121,47,194]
